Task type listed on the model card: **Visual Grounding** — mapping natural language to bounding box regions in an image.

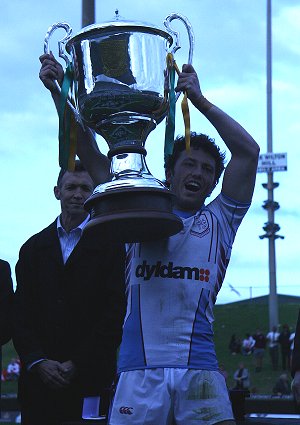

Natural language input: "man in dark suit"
[13,161,126,425]
[0,259,13,413]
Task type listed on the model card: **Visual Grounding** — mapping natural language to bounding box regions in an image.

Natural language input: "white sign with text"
[257,152,287,173]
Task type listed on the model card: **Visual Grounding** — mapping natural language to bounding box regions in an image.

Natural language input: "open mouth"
[185,181,201,192]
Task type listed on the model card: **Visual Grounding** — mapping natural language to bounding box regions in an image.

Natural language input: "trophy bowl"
[44,13,194,242]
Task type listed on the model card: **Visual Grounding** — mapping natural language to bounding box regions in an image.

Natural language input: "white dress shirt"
[57,214,90,263]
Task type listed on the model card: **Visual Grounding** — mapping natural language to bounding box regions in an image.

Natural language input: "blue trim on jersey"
[188,289,218,368]
[118,285,146,372]
[220,191,251,207]
[173,208,195,219]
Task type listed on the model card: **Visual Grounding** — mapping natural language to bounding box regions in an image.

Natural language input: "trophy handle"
[44,22,73,65]
[164,13,195,101]
[43,23,83,125]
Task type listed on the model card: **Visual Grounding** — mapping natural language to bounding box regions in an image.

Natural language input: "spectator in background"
[0,259,14,413]
[253,329,267,372]
[266,325,280,370]
[229,334,242,355]
[6,357,20,381]
[272,373,291,396]
[290,330,295,369]
[279,324,291,370]
[241,333,255,356]
[219,363,228,386]
[233,362,250,390]
[13,162,126,425]
[291,310,300,404]
[290,331,295,352]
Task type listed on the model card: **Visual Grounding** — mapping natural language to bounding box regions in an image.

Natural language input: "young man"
[39,54,259,425]
[13,161,126,425]
[111,124,258,425]
[266,325,280,370]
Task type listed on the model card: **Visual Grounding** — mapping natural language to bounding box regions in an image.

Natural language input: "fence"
[2,392,300,424]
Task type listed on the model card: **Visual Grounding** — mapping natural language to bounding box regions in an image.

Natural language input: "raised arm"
[39,53,110,185]
[176,64,260,203]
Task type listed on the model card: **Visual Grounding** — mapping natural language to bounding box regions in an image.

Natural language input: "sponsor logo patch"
[135,260,210,282]
[190,214,210,238]
[119,406,133,415]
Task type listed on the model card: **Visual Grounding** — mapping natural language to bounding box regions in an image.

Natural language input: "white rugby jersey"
[118,193,250,373]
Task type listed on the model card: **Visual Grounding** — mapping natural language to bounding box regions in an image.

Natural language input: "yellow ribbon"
[181,92,190,152]
[172,59,191,153]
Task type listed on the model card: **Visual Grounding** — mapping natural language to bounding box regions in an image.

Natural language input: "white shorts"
[108,368,234,425]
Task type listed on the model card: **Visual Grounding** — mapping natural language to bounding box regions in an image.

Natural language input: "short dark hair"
[165,132,226,187]
[56,160,88,187]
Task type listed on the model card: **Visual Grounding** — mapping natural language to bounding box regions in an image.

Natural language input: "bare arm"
[39,53,110,185]
[176,64,260,203]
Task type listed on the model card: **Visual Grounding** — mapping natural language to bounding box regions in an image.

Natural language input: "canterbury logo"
[135,260,210,282]
[119,406,133,415]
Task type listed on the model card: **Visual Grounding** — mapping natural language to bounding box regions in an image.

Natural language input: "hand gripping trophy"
[44,12,194,242]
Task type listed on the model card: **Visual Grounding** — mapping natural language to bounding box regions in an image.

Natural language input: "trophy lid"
[66,10,173,46]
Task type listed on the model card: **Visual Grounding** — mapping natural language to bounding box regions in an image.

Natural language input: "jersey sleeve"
[207,192,251,256]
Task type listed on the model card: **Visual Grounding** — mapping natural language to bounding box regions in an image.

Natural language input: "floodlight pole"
[260,0,283,330]
[266,0,278,330]
[82,0,95,28]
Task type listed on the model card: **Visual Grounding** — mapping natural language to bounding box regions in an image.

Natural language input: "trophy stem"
[96,113,157,152]
[109,151,150,180]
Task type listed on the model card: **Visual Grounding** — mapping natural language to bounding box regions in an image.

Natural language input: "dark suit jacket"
[292,309,300,377]
[13,220,126,402]
[0,259,13,413]
[0,259,13,346]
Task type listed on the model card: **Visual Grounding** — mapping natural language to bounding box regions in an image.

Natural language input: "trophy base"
[84,188,183,243]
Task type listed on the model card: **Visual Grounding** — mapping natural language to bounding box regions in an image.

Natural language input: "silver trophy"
[44,12,194,242]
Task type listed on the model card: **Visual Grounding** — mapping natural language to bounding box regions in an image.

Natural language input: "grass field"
[1,300,299,398]
[214,301,299,393]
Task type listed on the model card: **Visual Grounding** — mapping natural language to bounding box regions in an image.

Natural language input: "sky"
[0,0,299,306]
